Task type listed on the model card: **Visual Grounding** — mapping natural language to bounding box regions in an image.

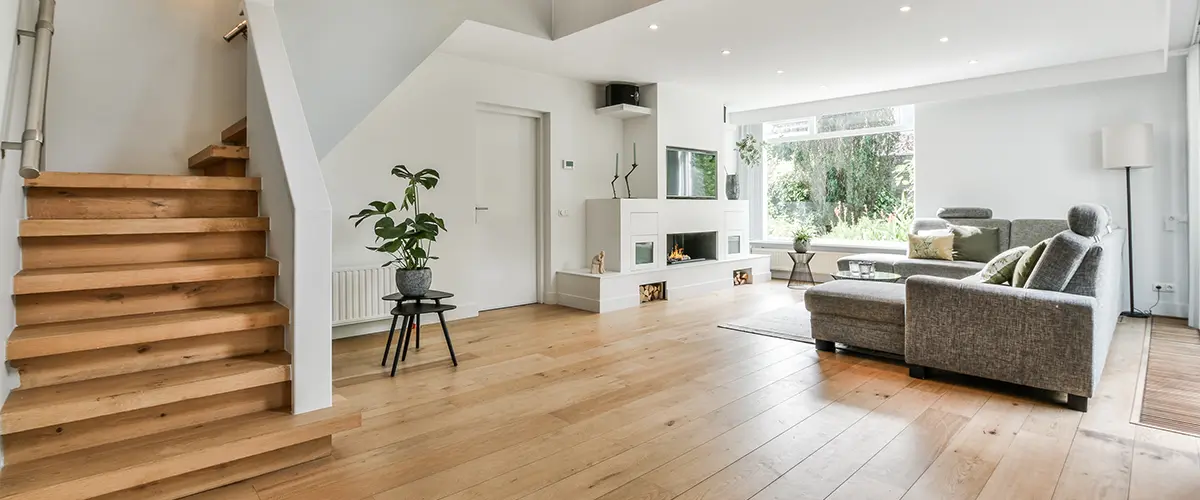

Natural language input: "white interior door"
[475,110,539,311]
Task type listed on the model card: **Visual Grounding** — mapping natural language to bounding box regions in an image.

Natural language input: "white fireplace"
[555,198,770,313]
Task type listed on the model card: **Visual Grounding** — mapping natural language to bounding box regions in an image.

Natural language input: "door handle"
[475,207,489,211]
[475,206,488,223]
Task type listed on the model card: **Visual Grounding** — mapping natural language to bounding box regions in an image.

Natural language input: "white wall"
[245,0,333,414]
[917,61,1190,316]
[657,82,728,200]
[0,0,31,467]
[44,0,245,174]
[274,0,552,158]
[321,52,622,327]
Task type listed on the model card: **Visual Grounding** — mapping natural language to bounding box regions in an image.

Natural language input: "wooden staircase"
[0,119,360,500]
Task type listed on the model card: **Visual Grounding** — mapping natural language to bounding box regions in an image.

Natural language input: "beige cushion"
[908,233,954,261]
[979,246,1029,284]
[1013,239,1049,288]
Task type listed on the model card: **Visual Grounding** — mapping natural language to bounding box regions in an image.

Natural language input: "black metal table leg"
[401,314,416,363]
[415,317,420,350]
[381,314,399,366]
[391,315,413,377]
[438,311,457,366]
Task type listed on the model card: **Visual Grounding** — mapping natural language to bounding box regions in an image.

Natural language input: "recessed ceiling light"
[939,36,949,43]
[721,49,731,55]
[648,24,659,30]
[777,70,785,75]
[968,59,979,65]
[899,6,912,12]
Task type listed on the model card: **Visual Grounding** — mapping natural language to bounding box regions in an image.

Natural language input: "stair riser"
[15,259,279,295]
[25,173,260,191]
[1,383,290,466]
[4,409,358,500]
[15,277,276,325]
[21,232,267,269]
[12,327,284,389]
[20,217,270,237]
[8,304,290,360]
[1,357,291,435]
[97,437,331,500]
[26,187,258,219]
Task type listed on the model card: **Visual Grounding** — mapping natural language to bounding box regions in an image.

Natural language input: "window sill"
[751,238,906,255]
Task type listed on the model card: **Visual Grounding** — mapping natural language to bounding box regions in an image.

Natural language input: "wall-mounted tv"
[666,147,718,199]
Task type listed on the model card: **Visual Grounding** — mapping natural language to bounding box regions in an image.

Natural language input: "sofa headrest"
[936,207,992,219]
[1067,204,1109,238]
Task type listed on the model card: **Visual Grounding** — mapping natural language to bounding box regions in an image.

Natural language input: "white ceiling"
[438,0,1187,112]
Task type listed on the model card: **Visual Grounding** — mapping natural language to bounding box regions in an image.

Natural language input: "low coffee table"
[830,270,903,283]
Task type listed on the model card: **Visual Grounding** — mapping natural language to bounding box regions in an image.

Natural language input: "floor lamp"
[1101,123,1154,318]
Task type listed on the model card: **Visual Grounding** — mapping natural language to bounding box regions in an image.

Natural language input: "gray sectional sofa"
[807,205,1124,412]
[835,208,1068,280]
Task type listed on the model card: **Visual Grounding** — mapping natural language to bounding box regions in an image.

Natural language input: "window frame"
[754,106,915,245]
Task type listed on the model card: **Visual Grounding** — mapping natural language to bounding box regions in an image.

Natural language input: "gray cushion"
[894,259,985,279]
[1026,231,1092,292]
[949,224,1001,262]
[1068,204,1109,238]
[810,314,905,355]
[1011,219,1069,248]
[911,218,949,234]
[943,218,1012,251]
[805,281,906,325]
[937,207,993,219]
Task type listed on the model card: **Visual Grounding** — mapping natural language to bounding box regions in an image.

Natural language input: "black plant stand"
[381,290,453,368]
[387,302,459,376]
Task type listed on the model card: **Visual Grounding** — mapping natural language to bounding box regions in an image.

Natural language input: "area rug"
[1134,316,1200,437]
[718,304,813,344]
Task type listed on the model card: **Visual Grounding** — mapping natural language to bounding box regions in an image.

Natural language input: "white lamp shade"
[1101,123,1153,169]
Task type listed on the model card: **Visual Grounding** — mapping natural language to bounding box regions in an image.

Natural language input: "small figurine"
[591,251,606,274]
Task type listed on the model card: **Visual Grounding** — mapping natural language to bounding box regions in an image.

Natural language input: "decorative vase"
[793,240,809,253]
[396,268,432,297]
[725,174,740,200]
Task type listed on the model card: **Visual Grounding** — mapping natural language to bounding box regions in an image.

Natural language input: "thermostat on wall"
[562,160,575,170]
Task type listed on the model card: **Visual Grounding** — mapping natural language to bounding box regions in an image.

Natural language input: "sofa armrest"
[904,276,1100,397]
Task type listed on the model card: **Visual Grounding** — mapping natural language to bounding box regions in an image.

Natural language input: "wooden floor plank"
[215,282,1178,500]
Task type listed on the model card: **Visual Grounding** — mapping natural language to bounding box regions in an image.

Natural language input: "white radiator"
[332,266,396,326]
[753,247,798,272]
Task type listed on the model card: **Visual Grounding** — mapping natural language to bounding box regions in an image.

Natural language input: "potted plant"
[349,165,447,297]
[793,227,812,253]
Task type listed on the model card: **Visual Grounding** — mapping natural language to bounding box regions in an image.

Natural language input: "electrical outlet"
[1153,283,1176,293]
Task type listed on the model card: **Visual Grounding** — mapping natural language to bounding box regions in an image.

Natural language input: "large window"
[762,106,915,243]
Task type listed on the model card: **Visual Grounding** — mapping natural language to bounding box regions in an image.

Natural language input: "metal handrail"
[224,19,247,42]
[18,0,55,179]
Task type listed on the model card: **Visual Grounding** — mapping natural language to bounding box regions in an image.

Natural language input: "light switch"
[562,160,575,170]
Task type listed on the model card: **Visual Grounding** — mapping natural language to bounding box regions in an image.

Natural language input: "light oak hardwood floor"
[201,281,1200,500]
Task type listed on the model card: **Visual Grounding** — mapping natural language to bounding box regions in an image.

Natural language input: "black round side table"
[788,252,816,289]
[381,290,454,370]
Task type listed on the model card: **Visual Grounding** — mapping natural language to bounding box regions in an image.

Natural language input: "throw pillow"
[948,224,1001,262]
[1013,239,1049,288]
[907,233,954,261]
[978,246,1029,285]
[961,272,986,284]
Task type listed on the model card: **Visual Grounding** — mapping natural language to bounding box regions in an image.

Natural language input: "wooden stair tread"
[20,217,269,237]
[222,117,248,145]
[0,352,291,435]
[14,258,279,295]
[188,145,249,170]
[8,303,289,360]
[0,399,359,500]
[25,172,259,191]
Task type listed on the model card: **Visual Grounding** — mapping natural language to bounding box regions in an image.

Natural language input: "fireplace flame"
[669,244,689,262]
